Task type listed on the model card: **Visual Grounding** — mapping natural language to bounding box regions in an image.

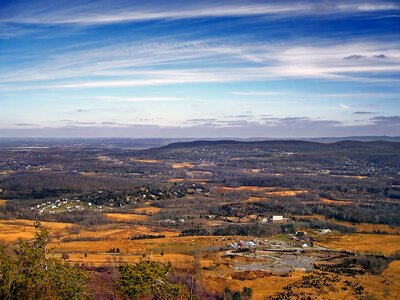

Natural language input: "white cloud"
[232,91,400,99]
[96,96,187,102]
[2,1,399,26]
[1,39,400,91]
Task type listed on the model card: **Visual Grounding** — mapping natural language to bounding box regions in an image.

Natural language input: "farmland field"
[315,233,400,256]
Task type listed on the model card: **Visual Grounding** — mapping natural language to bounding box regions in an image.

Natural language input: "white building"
[272,215,284,222]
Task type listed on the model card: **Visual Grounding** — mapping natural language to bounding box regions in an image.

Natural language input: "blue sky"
[1,0,400,138]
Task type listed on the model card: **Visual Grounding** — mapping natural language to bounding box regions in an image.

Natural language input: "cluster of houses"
[222,215,290,224]
[229,240,258,249]
[164,218,186,225]
[289,231,313,248]
[30,198,99,214]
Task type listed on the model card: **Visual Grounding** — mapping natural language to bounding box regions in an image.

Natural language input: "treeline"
[182,223,281,237]
[129,234,166,240]
[295,218,356,233]
[214,196,400,226]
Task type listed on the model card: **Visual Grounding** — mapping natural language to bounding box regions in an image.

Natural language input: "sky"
[0,0,400,138]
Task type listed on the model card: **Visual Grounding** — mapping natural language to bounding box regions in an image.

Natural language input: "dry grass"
[49,234,221,267]
[0,219,72,243]
[359,260,400,299]
[316,233,400,256]
[215,186,275,193]
[103,213,148,222]
[202,266,306,300]
[245,196,266,203]
[320,197,352,205]
[171,162,194,169]
[265,190,308,197]
[244,190,308,203]
[168,178,185,183]
[80,172,108,177]
[131,159,160,163]
[353,223,400,234]
[168,178,208,184]
[1,218,398,298]
[132,206,161,215]
[298,214,400,234]
[216,186,308,198]
[0,170,15,175]
[331,175,367,179]
[186,170,213,177]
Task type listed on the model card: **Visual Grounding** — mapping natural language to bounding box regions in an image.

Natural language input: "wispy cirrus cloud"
[2,114,399,138]
[353,111,377,115]
[14,123,38,126]
[183,116,344,128]
[231,91,400,99]
[370,115,400,125]
[96,96,187,102]
[2,1,399,26]
[1,39,400,92]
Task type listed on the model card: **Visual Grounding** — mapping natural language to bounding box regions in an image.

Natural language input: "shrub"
[0,221,89,300]
[118,260,189,299]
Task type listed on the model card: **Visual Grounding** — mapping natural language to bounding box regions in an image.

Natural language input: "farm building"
[271,215,284,222]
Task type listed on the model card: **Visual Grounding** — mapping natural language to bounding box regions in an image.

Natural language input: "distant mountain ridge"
[159,139,400,150]
[0,136,399,149]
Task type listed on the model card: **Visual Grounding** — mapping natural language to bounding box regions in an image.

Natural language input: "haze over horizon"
[1,0,400,138]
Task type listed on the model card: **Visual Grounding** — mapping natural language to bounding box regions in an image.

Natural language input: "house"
[271,215,284,222]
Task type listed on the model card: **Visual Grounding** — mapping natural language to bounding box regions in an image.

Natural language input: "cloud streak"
[1,115,398,138]
[2,1,399,26]
[96,96,187,102]
[1,39,400,92]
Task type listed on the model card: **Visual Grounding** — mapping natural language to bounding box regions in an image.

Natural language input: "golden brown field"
[132,206,161,215]
[359,260,400,299]
[244,190,308,203]
[171,162,194,168]
[168,178,208,184]
[168,178,186,183]
[320,197,352,205]
[131,158,160,163]
[1,218,400,299]
[186,170,213,177]
[265,190,308,197]
[103,213,148,222]
[0,219,72,243]
[215,186,275,193]
[202,267,306,300]
[299,214,400,234]
[316,233,400,256]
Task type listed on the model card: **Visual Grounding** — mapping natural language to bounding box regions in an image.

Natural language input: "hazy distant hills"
[144,139,400,170]
[157,139,400,153]
[0,136,399,149]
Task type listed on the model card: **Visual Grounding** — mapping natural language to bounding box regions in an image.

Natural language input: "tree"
[242,287,253,299]
[118,260,189,299]
[0,221,89,300]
